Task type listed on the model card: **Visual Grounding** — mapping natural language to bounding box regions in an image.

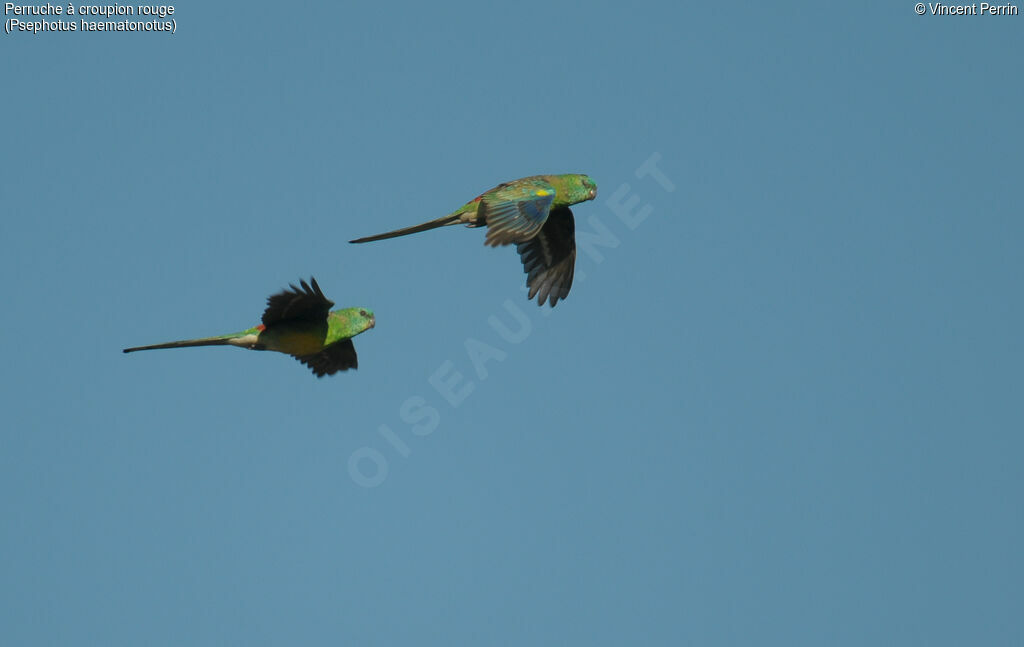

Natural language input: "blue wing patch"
[482,190,556,247]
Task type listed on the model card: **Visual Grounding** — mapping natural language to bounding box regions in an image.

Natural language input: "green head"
[328,307,376,340]
[551,173,598,206]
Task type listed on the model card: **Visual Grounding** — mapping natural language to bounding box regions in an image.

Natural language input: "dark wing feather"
[481,181,557,247]
[262,277,334,326]
[515,207,576,307]
[294,339,358,377]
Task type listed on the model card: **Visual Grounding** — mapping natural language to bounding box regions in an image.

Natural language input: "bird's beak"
[589,187,597,200]
[369,315,376,329]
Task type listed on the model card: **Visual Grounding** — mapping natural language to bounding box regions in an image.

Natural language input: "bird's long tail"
[123,335,236,353]
[349,214,462,244]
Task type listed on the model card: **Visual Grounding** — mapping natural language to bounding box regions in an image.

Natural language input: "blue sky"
[2,2,1022,644]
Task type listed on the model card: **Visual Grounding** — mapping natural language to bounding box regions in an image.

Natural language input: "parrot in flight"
[123,278,375,377]
[350,174,597,307]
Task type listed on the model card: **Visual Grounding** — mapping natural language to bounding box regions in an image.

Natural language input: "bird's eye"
[359,310,368,317]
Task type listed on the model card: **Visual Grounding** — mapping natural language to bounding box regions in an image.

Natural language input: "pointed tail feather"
[123,336,236,353]
[349,214,462,244]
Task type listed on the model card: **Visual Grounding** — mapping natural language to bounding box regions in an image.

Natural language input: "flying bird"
[350,174,597,306]
[123,278,375,377]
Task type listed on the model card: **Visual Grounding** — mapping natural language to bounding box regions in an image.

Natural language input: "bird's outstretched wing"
[482,179,557,247]
[516,206,576,307]
[262,277,334,326]
[294,339,358,377]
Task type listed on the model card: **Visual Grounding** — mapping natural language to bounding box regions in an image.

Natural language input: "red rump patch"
[472,195,483,203]
[256,324,266,332]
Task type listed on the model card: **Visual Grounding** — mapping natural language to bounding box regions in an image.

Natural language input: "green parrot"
[123,278,375,377]
[350,174,597,307]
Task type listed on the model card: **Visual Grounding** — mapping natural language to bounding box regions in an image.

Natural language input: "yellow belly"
[258,324,327,356]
